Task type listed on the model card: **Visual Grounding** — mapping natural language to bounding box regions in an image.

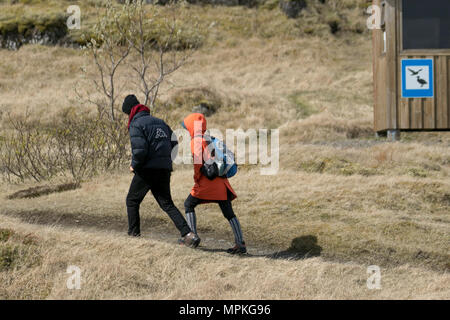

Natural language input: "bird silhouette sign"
[402,59,434,98]
[416,76,428,88]
[408,68,422,76]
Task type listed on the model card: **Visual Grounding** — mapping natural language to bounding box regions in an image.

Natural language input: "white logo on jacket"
[155,128,168,139]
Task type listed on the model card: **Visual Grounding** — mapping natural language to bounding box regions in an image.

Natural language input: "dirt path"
[3,207,447,271]
[0,209,303,260]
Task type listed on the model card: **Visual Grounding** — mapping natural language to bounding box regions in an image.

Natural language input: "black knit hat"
[122,95,140,115]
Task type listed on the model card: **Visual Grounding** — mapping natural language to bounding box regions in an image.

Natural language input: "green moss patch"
[0,229,41,272]
[0,228,14,242]
[288,91,319,119]
[299,157,378,176]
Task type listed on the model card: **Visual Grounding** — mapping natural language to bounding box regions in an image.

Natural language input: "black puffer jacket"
[129,111,177,171]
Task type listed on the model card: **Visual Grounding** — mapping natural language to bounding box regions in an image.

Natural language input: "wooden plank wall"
[373,0,388,132]
[385,0,398,130]
[398,55,450,129]
[436,56,449,129]
[373,0,398,132]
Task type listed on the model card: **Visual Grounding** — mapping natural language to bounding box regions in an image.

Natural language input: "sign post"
[401,59,434,98]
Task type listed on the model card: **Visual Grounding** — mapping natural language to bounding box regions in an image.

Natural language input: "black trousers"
[126,168,191,237]
[184,192,236,221]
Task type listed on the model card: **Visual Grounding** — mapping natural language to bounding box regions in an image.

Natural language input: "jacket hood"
[183,113,207,138]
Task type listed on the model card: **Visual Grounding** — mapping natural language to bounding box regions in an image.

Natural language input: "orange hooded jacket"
[183,113,237,201]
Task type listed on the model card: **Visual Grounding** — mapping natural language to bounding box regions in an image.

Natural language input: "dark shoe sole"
[128,233,141,237]
[227,247,247,255]
[191,237,201,248]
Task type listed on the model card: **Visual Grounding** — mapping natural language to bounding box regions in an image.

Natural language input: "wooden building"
[372,0,450,138]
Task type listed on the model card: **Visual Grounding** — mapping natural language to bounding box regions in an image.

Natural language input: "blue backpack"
[204,135,237,179]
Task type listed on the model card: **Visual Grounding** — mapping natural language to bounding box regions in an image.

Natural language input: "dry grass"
[0,3,449,300]
[0,214,449,300]
[1,169,449,299]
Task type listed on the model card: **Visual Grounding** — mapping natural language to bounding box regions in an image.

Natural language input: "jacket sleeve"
[193,163,202,183]
[129,123,149,170]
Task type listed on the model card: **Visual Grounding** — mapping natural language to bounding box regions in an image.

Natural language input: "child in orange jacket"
[182,113,246,254]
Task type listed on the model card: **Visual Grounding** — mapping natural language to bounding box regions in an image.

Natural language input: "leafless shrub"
[118,0,202,109]
[50,108,103,181]
[0,1,202,184]
[0,111,60,182]
[0,109,130,184]
[77,0,132,121]
[96,115,130,169]
[79,0,203,118]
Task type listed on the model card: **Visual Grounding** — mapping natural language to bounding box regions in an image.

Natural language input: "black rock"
[279,0,307,19]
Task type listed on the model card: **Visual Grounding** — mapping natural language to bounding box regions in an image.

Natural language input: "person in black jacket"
[122,95,200,247]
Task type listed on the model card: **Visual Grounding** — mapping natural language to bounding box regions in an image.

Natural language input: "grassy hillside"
[0,1,449,299]
[0,0,370,45]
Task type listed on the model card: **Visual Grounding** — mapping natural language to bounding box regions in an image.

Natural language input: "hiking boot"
[227,242,247,255]
[128,232,141,237]
[179,232,201,248]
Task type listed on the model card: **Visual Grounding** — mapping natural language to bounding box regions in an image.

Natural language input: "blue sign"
[401,59,434,98]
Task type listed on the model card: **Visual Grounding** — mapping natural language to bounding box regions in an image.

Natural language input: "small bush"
[406,167,428,178]
[168,87,223,113]
[0,108,130,183]
[0,245,19,271]
[288,92,319,119]
[0,231,41,272]
[0,229,14,242]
